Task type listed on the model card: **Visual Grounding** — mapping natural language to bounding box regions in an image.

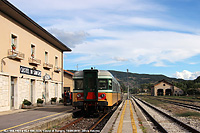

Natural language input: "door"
[83,70,98,101]
[45,82,48,103]
[11,77,15,109]
[31,80,35,103]
[55,83,58,98]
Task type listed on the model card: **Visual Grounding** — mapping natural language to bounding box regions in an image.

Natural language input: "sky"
[8,0,200,80]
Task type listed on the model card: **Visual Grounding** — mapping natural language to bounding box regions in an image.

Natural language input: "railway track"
[132,96,200,133]
[161,97,200,103]
[58,106,118,132]
[140,96,200,111]
[157,98,200,111]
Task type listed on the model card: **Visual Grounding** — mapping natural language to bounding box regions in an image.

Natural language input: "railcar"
[72,68,121,112]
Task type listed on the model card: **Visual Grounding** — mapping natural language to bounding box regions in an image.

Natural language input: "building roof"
[73,70,113,78]
[0,0,71,52]
[64,70,74,76]
[154,79,173,86]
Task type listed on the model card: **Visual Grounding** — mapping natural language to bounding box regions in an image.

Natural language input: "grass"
[136,96,163,106]
[161,95,200,101]
[176,111,200,117]
[138,119,147,133]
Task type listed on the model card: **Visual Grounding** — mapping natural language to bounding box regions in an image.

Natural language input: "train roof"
[73,70,114,79]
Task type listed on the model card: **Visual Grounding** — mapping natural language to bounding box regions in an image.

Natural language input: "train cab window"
[75,79,83,90]
[99,79,108,90]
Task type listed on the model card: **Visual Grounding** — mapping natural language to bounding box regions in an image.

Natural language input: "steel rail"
[132,97,168,133]
[135,97,200,133]
[59,117,84,130]
[159,99,200,111]
[88,106,118,131]
[143,96,200,111]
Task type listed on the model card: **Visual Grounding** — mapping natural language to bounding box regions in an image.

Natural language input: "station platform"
[0,104,73,132]
[101,98,144,133]
[113,99,142,133]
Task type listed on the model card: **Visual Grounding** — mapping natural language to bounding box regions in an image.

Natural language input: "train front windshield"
[75,79,83,90]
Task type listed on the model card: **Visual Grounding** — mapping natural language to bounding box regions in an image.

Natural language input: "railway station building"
[0,0,71,112]
[152,79,184,96]
[63,70,74,93]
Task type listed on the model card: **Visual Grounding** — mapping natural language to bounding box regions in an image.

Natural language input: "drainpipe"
[61,52,64,97]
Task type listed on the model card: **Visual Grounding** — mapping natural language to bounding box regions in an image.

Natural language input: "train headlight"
[101,94,105,98]
[77,94,81,98]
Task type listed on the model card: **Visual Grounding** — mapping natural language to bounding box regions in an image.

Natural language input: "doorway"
[11,77,17,109]
[30,79,35,104]
[44,82,49,104]
[157,89,164,96]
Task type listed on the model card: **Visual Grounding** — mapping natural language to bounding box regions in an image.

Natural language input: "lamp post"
[127,69,129,99]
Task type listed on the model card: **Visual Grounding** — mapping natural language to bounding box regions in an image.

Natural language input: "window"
[87,77,96,89]
[31,44,35,58]
[109,79,112,90]
[75,79,83,90]
[45,51,48,63]
[11,34,17,50]
[98,79,108,90]
[55,56,58,67]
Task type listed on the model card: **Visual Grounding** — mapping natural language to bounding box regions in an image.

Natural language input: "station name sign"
[20,66,41,77]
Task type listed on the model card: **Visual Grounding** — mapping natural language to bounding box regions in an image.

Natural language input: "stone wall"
[0,73,9,111]
[18,78,30,108]
[0,73,63,112]
[35,80,43,101]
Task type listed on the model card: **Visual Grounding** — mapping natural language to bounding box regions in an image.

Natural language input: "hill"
[108,70,185,89]
[67,69,185,90]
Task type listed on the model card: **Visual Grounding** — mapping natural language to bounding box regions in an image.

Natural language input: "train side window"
[99,79,108,90]
[109,79,112,90]
[75,79,83,90]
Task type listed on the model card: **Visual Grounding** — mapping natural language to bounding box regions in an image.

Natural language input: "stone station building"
[152,79,184,96]
[0,0,71,112]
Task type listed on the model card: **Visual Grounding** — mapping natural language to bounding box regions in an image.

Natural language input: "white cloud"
[113,57,128,62]
[71,30,200,67]
[49,28,88,48]
[7,0,200,75]
[174,70,200,80]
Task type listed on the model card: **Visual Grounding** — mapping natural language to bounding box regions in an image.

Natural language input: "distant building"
[152,79,184,96]
[63,70,74,93]
[0,0,71,112]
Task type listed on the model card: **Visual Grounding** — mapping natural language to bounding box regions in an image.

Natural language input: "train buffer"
[112,100,142,133]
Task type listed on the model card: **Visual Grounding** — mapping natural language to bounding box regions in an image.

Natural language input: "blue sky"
[8,0,200,80]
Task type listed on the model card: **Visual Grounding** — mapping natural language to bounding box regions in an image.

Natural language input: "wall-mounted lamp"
[1,55,17,72]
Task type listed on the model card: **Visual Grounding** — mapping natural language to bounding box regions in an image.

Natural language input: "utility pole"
[76,64,78,71]
[127,69,129,99]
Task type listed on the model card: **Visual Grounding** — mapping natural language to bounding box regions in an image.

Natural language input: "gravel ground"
[135,98,188,132]
[138,96,200,131]
[159,104,200,131]
[50,116,100,132]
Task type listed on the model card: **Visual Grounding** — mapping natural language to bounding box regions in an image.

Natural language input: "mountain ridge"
[108,70,185,89]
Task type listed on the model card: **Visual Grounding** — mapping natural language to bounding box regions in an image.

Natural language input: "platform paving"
[112,99,142,133]
[0,104,73,132]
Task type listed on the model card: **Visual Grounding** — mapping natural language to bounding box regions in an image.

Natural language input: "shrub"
[37,98,44,104]
[23,99,32,106]
[59,98,64,103]
[51,97,57,102]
